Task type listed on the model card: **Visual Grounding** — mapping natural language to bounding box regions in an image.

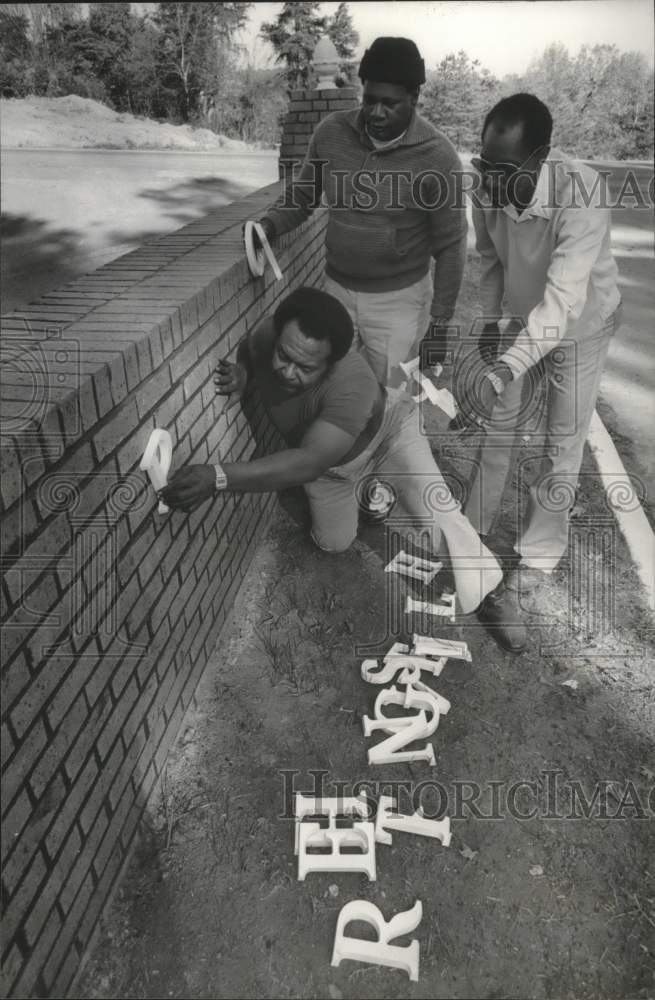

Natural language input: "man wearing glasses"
[453,93,622,595]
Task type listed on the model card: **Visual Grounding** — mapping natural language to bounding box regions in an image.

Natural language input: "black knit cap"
[358,37,426,89]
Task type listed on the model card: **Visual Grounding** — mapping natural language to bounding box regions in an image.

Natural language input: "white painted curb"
[587,410,655,611]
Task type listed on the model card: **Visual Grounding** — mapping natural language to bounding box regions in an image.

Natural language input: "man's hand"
[159,465,217,513]
[214,358,248,397]
[242,217,275,253]
[450,358,513,432]
[419,320,450,372]
[478,321,501,363]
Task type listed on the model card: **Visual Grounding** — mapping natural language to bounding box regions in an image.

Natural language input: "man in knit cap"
[256,36,466,388]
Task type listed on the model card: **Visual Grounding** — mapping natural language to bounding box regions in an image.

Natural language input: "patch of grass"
[255,623,301,691]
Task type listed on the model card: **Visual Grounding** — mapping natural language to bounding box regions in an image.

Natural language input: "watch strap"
[483,370,505,395]
[213,463,228,492]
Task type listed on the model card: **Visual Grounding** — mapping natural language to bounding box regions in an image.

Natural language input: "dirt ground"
[74,251,654,999]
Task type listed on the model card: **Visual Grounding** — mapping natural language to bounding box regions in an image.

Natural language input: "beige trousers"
[304,389,502,614]
[466,307,621,570]
[323,272,432,386]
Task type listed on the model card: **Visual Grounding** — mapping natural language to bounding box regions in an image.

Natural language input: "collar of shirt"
[351,108,435,149]
[365,127,408,150]
[502,149,564,223]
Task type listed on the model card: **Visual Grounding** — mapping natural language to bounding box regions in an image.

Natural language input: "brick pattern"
[278,86,359,179]
[1,165,329,993]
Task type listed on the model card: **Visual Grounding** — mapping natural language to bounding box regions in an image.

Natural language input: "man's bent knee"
[310,527,357,554]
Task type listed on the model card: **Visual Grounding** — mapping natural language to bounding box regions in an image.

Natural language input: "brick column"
[278,86,359,180]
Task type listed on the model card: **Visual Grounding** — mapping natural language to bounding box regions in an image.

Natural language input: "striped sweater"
[263,108,468,319]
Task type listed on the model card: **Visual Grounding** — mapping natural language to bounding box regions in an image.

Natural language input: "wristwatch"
[213,463,228,493]
[483,370,506,395]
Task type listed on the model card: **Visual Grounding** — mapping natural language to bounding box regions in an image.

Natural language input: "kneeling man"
[162,287,525,651]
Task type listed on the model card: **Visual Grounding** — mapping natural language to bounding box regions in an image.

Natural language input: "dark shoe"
[505,565,549,597]
[476,581,527,654]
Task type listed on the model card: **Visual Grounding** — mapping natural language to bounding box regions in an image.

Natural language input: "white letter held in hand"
[244,221,283,281]
[140,429,173,514]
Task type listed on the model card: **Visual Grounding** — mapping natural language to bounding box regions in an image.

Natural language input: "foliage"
[421,50,499,151]
[327,2,359,87]
[1,2,651,158]
[420,42,654,160]
[153,2,250,121]
[519,43,654,159]
[0,10,33,97]
[205,64,288,145]
[260,2,327,93]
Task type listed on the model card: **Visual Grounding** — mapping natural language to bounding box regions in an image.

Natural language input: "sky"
[238,0,655,76]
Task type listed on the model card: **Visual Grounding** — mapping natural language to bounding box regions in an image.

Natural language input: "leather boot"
[476,580,527,654]
[505,565,549,597]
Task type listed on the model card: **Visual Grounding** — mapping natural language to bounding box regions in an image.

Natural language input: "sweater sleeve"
[499,204,612,376]
[262,128,326,237]
[424,146,468,320]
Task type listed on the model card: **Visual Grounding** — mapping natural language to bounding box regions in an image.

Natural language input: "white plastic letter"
[363,685,444,738]
[331,899,422,981]
[385,549,442,584]
[297,821,376,881]
[366,711,436,766]
[406,594,457,622]
[375,796,452,847]
[294,792,369,853]
[140,428,173,514]
[244,221,283,281]
[398,355,454,417]
[412,633,472,662]
[396,668,451,712]
[361,642,447,687]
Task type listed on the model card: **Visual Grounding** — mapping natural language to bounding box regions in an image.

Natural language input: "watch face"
[214,465,227,491]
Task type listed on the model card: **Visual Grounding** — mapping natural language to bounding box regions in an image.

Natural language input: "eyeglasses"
[471,156,522,181]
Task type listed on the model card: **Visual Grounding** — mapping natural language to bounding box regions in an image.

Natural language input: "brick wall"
[278,86,358,178]
[0,182,327,997]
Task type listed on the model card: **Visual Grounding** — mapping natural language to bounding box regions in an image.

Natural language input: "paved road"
[589,162,654,509]
[2,151,653,503]
[1,148,278,313]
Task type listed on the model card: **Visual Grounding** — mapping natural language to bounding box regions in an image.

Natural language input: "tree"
[610,52,654,159]
[327,2,359,87]
[260,2,327,93]
[87,3,134,109]
[0,3,84,95]
[213,63,287,144]
[122,15,163,117]
[519,43,578,149]
[421,51,500,151]
[154,2,250,121]
[3,3,82,41]
[0,10,32,96]
[43,17,106,99]
[520,43,654,158]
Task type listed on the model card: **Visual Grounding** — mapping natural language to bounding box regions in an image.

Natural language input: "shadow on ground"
[106,175,252,251]
[1,213,88,313]
[2,174,261,311]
